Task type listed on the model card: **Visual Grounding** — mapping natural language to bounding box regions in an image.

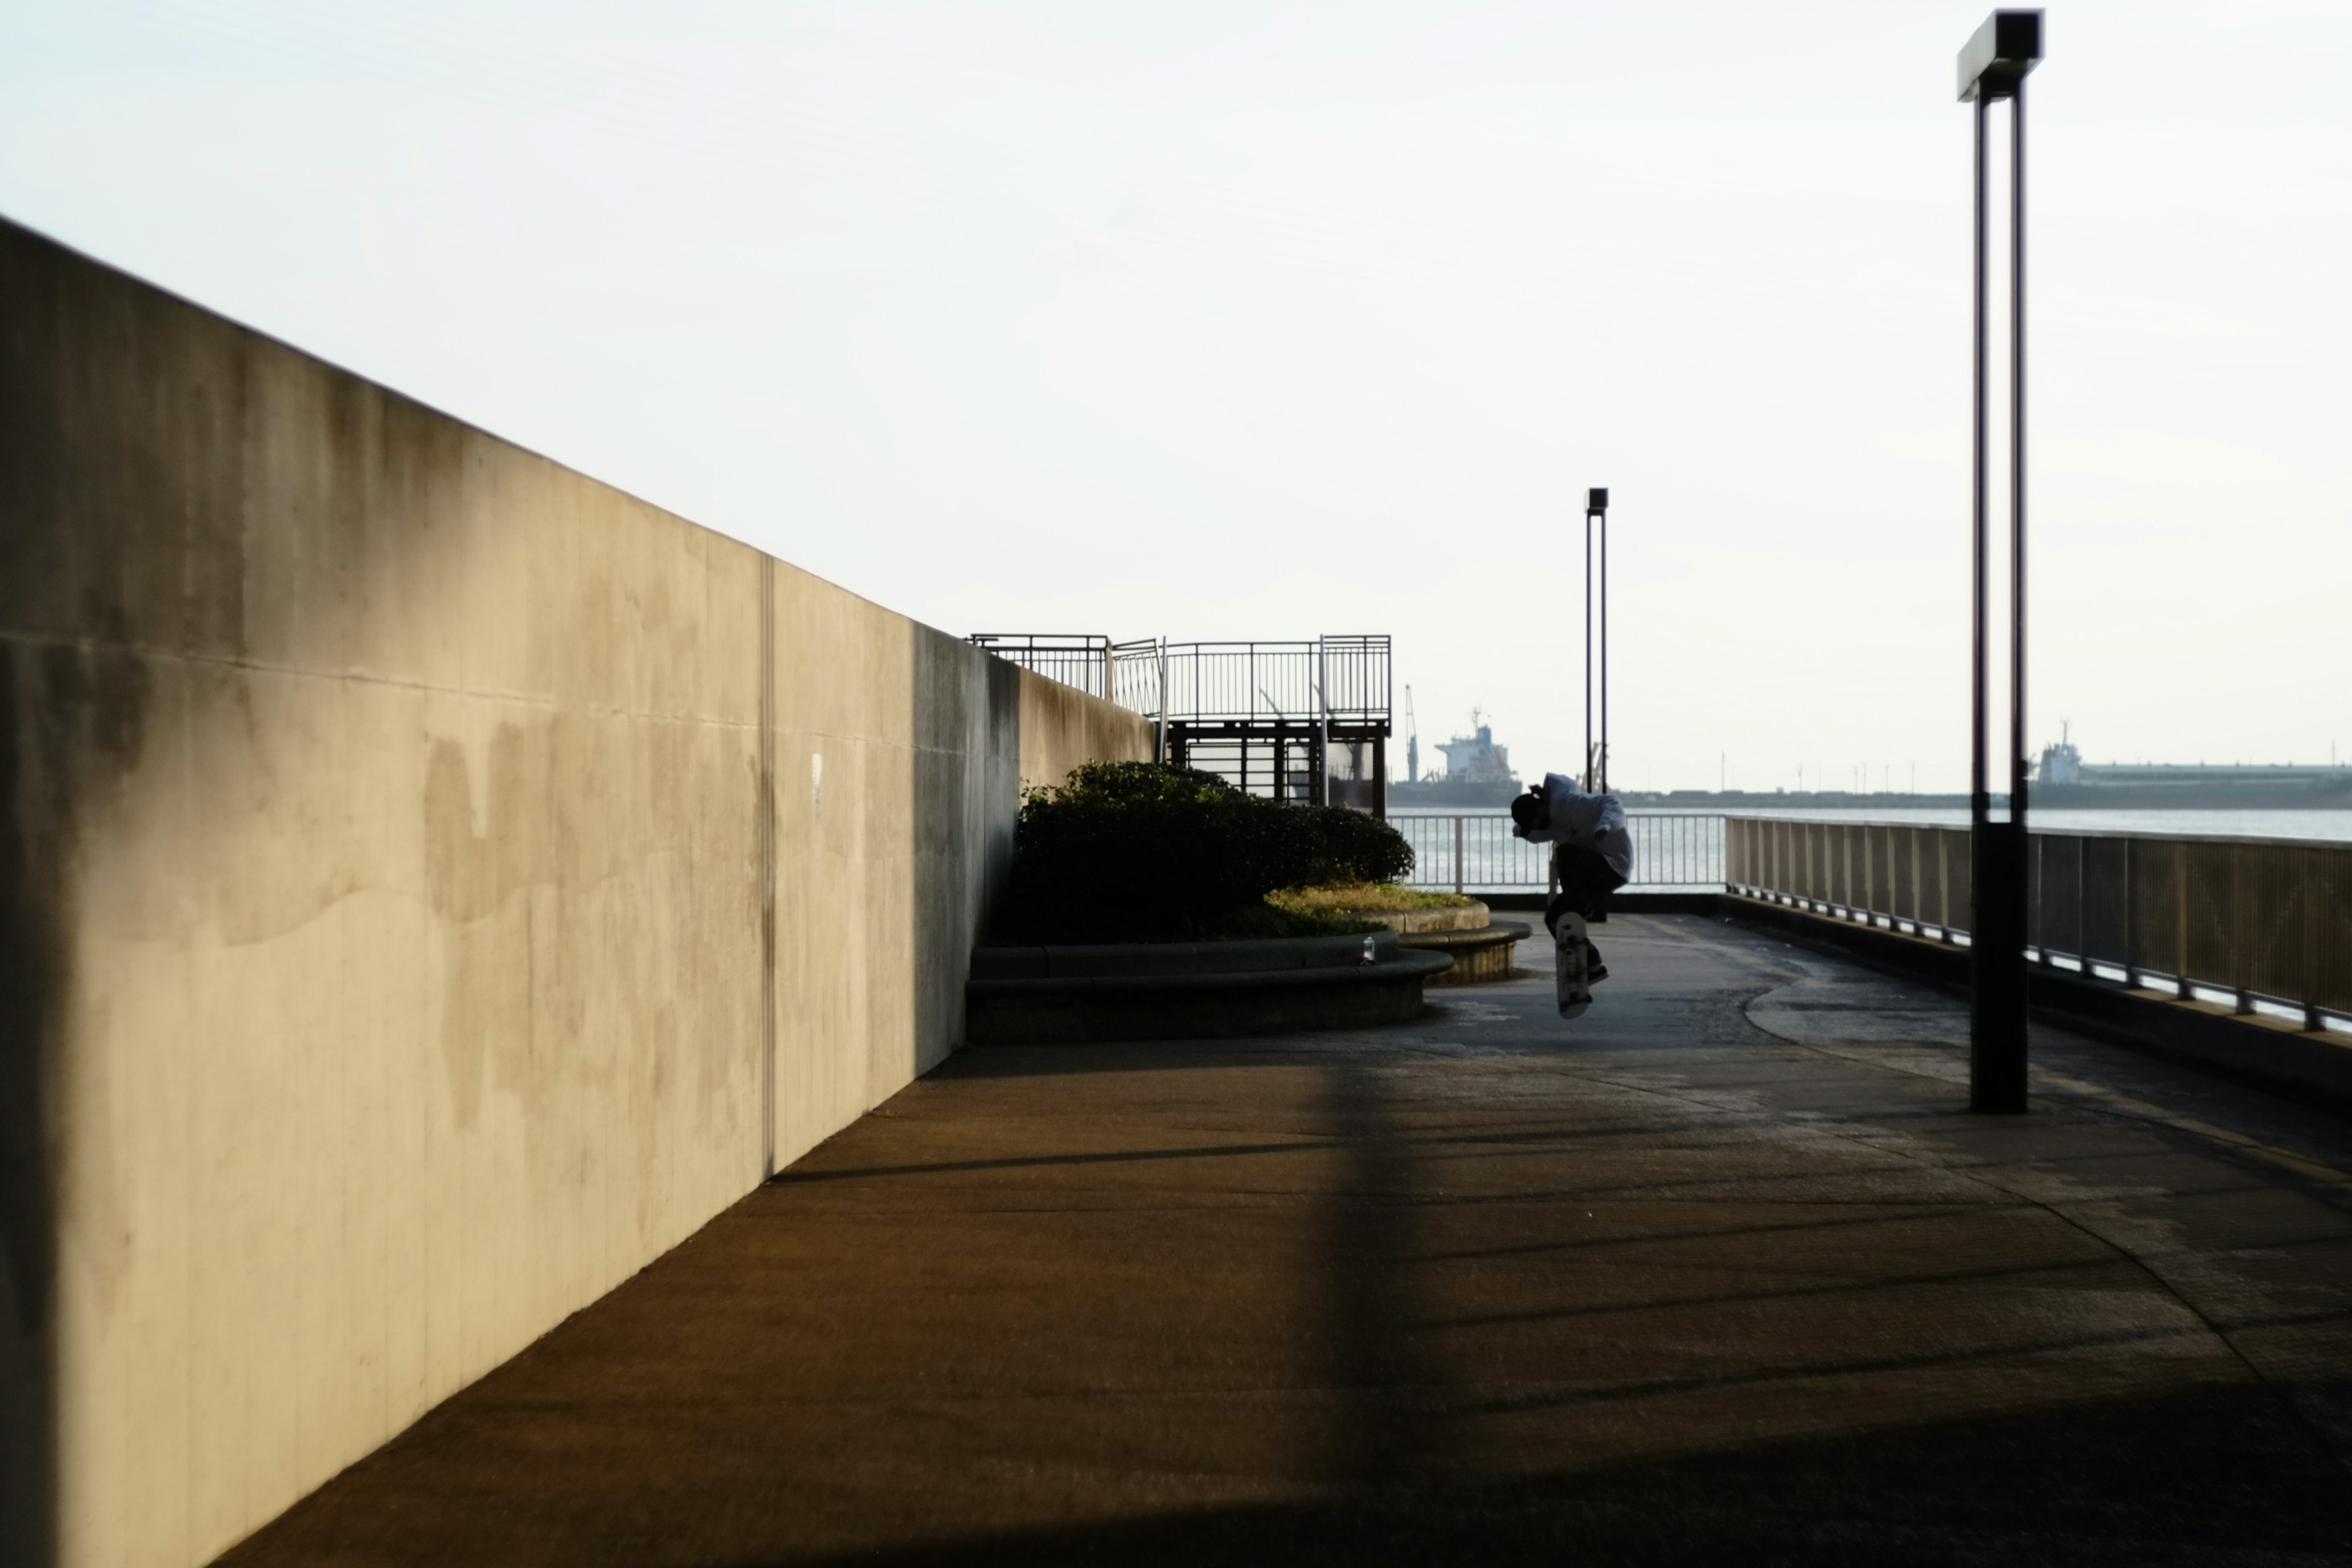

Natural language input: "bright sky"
[2,1,2345,792]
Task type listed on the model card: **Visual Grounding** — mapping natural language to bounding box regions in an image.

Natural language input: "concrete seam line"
[0,628,760,727]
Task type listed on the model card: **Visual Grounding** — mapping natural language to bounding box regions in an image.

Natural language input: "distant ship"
[2034,756,2352,809]
[2029,726,2352,809]
[1390,712,1523,808]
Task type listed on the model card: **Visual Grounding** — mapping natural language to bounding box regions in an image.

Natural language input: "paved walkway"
[225,917,2352,1566]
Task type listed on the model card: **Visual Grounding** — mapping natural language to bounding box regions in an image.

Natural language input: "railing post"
[1861,827,1874,924]
[2032,833,2049,966]
[1937,831,1950,940]
[2304,850,2324,1032]
[2233,845,2254,1016]
[1453,815,1465,896]
[2075,835,2086,971]
[2122,838,2137,986]
[1907,829,1920,933]
[2174,839,2190,1001]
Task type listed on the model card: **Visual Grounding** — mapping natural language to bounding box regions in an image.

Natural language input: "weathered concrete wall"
[0,217,1150,1568]
[1014,670,1155,796]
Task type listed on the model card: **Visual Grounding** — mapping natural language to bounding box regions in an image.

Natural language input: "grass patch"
[1195,903,1387,941]
[1268,881,1476,914]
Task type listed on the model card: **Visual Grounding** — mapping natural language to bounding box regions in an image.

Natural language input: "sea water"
[1392,805,2352,845]
[1385,805,2352,892]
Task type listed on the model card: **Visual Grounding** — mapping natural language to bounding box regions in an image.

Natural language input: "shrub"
[990,761,1417,943]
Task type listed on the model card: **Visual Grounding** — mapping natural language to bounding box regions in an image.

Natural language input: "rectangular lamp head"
[1586,487,1608,516]
[1958,10,2043,102]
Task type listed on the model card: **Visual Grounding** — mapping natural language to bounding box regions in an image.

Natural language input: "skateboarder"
[1510,773,1634,1015]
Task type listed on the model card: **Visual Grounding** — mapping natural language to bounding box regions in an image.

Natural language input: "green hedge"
[990,761,1415,943]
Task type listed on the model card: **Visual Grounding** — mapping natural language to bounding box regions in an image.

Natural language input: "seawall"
[0,216,1150,1568]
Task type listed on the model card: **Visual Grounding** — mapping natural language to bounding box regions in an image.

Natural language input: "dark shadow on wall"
[0,644,61,1568]
[0,635,151,1567]
[908,630,1023,1069]
[1,221,165,1566]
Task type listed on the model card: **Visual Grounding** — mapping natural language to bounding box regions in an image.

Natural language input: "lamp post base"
[1970,818,2030,1112]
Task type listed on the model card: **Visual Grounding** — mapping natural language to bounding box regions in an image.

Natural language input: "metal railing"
[1394,812,1725,895]
[1725,817,2352,1031]
[968,634,1113,700]
[1118,637,1389,726]
[975,633,1389,728]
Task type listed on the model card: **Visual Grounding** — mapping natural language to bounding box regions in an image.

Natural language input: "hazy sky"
[2,1,2345,792]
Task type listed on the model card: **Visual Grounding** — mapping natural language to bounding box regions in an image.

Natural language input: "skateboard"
[1551,910,1593,1019]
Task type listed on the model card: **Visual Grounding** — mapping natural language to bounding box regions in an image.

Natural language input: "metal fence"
[1725,816,2352,1031]
[1114,638,1389,726]
[1394,812,1725,895]
[968,634,1114,700]
[974,633,1390,728]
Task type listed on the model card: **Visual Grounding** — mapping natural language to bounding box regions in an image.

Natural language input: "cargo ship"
[2030,736,2352,810]
[1390,712,1523,808]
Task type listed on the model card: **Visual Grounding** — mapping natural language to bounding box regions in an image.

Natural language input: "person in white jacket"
[1510,772,1633,982]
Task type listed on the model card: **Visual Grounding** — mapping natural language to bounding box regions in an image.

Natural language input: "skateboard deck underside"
[1552,910,1593,1019]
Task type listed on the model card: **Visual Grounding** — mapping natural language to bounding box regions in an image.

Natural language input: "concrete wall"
[0,217,1150,1568]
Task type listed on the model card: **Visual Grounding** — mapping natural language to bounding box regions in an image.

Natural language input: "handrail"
[1723,816,2351,1032]
[1393,812,1726,894]
[974,633,1390,728]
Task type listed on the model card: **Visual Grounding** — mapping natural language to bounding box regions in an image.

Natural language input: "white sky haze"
[2,1,2346,792]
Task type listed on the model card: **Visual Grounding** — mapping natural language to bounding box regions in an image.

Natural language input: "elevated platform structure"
[971,633,1393,813]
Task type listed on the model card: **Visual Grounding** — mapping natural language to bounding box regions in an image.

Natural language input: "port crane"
[1404,686,1419,785]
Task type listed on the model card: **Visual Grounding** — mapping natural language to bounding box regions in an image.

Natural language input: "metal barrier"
[976,634,1390,728]
[979,632,1393,807]
[1394,812,1726,895]
[968,633,1114,700]
[1724,817,2352,1031]
[1106,637,1389,727]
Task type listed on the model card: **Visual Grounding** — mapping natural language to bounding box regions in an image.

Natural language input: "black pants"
[1544,843,1627,954]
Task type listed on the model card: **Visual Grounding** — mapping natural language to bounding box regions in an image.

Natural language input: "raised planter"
[1340,899,1531,986]
[1369,902,1495,935]
[967,929,1455,1045]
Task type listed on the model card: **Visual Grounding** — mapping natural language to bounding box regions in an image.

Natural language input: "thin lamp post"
[1585,487,1608,790]
[1316,636,1331,806]
[1155,637,1168,765]
[1958,10,2041,1114]
[1600,491,1610,793]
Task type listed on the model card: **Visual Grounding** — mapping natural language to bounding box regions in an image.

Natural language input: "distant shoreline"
[1612,786,2352,810]
[1391,788,2352,812]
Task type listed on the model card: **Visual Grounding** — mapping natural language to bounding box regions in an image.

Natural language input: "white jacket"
[1512,772,1635,880]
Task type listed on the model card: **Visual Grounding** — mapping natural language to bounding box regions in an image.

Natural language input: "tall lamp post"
[1584,487,1610,791]
[1959,12,2041,1114]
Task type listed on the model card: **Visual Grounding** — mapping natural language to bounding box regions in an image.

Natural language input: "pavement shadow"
[750,1381,2352,1568]
[1318,1052,1434,1492]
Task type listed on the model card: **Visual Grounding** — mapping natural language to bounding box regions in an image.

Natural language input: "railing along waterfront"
[1724,817,2352,1032]
[1395,812,1725,895]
